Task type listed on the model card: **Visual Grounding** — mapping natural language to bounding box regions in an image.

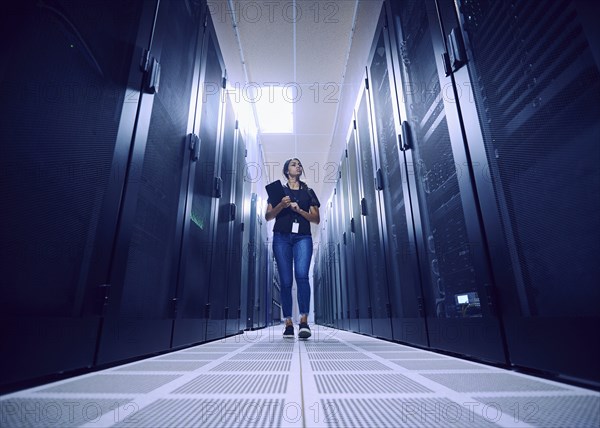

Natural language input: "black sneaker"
[283,324,295,339]
[298,322,311,339]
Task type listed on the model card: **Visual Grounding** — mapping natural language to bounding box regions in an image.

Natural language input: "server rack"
[1,0,162,385]
[444,0,600,383]
[382,0,507,363]
[96,0,208,365]
[351,84,392,339]
[172,11,225,348]
[346,125,374,335]
[225,121,247,337]
[205,92,236,341]
[365,7,428,347]
[338,152,360,332]
[332,186,349,331]
[246,193,259,329]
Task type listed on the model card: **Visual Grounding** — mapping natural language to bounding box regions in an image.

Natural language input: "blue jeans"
[272,232,313,319]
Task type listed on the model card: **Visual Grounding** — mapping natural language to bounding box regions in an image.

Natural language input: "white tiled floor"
[1,326,599,427]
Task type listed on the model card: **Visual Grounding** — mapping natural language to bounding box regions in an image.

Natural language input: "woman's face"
[287,159,303,177]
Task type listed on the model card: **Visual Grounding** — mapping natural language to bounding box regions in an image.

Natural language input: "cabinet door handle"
[400,121,412,151]
[376,168,384,191]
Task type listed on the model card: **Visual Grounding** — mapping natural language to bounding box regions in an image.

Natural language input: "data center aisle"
[1,326,598,427]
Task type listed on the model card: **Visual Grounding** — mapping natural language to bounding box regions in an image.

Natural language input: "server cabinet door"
[0,0,149,388]
[333,185,349,331]
[355,87,393,339]
[246,193,259,329]
[226,130,247,336]
[453,0,600,383]
[206,94,236,340]
[367,8,428,346]
[339,156,359,332]
[389,0,506,363]
[346,129,373,335]
[97,0,204,364]
[257,218,269,328]
[238,153,253,331]
[331,193,345,329]
[172,18,225,347]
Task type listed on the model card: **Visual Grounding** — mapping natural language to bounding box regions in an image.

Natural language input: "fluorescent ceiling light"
[255,85,294,133]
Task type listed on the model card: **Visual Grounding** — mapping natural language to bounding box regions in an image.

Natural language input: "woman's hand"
[278,196,292,209]
[289,202,300,212]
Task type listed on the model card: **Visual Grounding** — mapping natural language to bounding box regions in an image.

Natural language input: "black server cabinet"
[206,93,236,341]
[334,192,350,330]
[172,15,225,347]
[246,193,268,329]
[332,187,349,331]
[317,220,327,326]
[267,244,281,326]
[339,154,360,332]
[331,195,345,330]
[238,149,253,332]
[354,85,393,339]
[314,249,321,325]
[446,0,600,384]
[225,127,247,336]
[245,193,258,329]
[388,0,506,363]
[366,7,428,347]
[335,168,351,332]
[96,0,205,364]
[346,128,373,335]
[326,209,338,327]
[257,217,269,328]
[0,0,152,387]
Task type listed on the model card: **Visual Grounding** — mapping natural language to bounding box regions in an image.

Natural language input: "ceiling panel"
[295,1,357,84]
[294,90,339,135]
[234,0,294,83]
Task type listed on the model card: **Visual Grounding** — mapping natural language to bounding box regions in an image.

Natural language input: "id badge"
[291,221,299,234]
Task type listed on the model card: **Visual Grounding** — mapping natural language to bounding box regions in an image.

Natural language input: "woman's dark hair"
[283,158,307,189]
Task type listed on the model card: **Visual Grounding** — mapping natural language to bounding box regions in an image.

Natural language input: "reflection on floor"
[1,326,599,427]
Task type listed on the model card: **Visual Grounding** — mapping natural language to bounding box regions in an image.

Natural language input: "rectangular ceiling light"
[255,85,294,133]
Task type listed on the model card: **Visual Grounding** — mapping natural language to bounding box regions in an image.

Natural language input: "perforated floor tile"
[1,326,598,428]
[421,373,568,392]
[310,360,392,372]
[173,374,288,394]
[0,398,134,428]
[37,374,180,394]
[314,374,432,394]
[320,397,498,427]
[111,398,286,428]
[307,352,374,360]
[231,353,292,360]
[210,360,291,372]
[471,395,600,428]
